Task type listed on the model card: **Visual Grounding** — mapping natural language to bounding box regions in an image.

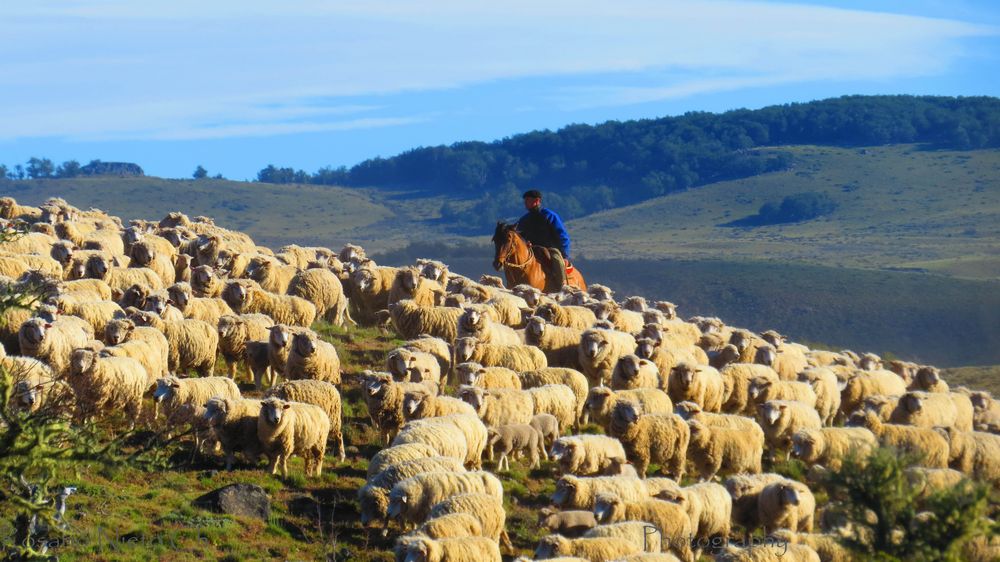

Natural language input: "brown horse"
[491,222,586,293]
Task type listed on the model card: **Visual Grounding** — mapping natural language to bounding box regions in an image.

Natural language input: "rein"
[499,232,535,270]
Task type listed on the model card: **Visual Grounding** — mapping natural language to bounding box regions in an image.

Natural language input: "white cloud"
[0,0,994,140]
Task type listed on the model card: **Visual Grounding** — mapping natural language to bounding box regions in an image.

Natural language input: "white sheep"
[455,362,521,390]
[427,493,510,546]
[358,456,467,525]
[387,471,504,527]
[221,279,316,328]
[748,376,817,410]
[366,372,428,444]
[611,354,662,391]
[579,327,638,386]
[609,400,690,479]
[534,535,640,561]
[284,330,341,384]
[686,419,764,480]
[582,522,662,554]
[387,266,443,308]
[458,385,534,427]
[265,379,345,461]
[453,336,547,372]
[536,301,597,330]
[666,363,725,412]
[388,347,441,393]
[672,401,761,433]
[550,434,627,476]
[399,536,501,562]
[888,390,973,432]
[166,282,232,326]
[846,411,949,468]
[718,361,780,416]
[526,384,578,433]
[935,426,1000,485]
[257,397,330,477]
[402,335,452,376]
[216,313,274,381]
[487,423,546,470]
[18,317,92,377]
[591,492,694,561]
[756,480,815,534]
[723,473,789,539]
[67,348,146,426]
[756,400,822,458]
[153,375,241,446]
[389,299,462,342]
[838,369,907,422]
[797,368,841,426]
[654,482,731,557]
[525,316,584,369]
[403,389,476,421]
[458,306,520,345]
[287,267,351,326]
[584,386,673,430]
[368,443,439,479]
[395,413,488,469]
[551,474,652,510]
[84,254,162,292]
[130,310,219,377]
[790,427,878,471]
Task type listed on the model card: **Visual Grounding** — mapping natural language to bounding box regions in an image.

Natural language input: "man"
[516,189,570,290]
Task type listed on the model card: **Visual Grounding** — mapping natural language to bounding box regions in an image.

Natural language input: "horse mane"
[492,221,519,244]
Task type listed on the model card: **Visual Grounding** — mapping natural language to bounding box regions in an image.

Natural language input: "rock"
[194,483,270,521]
[345,445,360,456]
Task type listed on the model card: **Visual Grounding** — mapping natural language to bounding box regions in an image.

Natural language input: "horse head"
[492,221,521,271]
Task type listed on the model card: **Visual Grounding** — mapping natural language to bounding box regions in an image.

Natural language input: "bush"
[721,191,837,227]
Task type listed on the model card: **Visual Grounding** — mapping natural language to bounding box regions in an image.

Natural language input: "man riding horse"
[516,189,570,290]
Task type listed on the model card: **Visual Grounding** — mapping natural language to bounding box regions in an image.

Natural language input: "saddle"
[531,246,570,293]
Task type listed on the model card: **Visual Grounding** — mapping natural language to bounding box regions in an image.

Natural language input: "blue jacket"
[517,207,571,259]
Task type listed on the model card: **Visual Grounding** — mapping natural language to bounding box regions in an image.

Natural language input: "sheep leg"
[337,433,346,462]
[280,455,289,478]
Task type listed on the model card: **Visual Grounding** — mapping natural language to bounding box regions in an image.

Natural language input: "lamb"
[538,507,598,538]
[935,426,1000,485]
[686,419,764,480]
[550,434,627,476]
[84,254,163,292]
[129,240,176,286]
[531,413,561,447]
[672,401,761,432]
[387,266,443,308]
[266,324,308,380]
[591,492,694,561]
[578,327,637,386]
[404,389,476,421]
[611,354,662,390]
[203,397,264,470]
[487,423,546,470]
[534,535,640,561]
[723,473,789,538]
[748,376,817,409]
[365,372,428,444]
[584,387,673,430]
[387,347,441,392]
[288,267,352,326]
[389,299,462,342]
[846,410,949,468]
[264,379,345,461]
[888,390,974,432]
[257,397,330,477]
[551,475,652,509]
[797,368,841,426]
[666,363,725,412]
[525,316,584,369]
[216,313,274,381]
[458,306,521,345]
[221,279,316,327]
[458,385,534,427]
[398,536,501,562]
[838,369,907,422]
[350,262,399,323]
[130,310,219,376]
[284,330,341,384]
[609,400,690,479]
[387,471,504,527]
[654,482,731,554]
[455,362,521,390]
[536,302,598,330]
[428,493,510,545]
[18,317,92,377]
[368,443,439,479]
[790,427,878,471]
[67,348,146,426]
[582,522,662,554]
[453,336,547,372]
[358,456,467,525]
[718,361,780,416]
[756,481,815,534]
[756,400,822,458]
[520,367,589,424]
[395,413,489,468]
[166,282,232,326]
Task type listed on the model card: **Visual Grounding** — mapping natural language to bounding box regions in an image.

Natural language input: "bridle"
[497,229,535,270]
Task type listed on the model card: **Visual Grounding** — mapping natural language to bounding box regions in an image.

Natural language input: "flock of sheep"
[0,195,998,562]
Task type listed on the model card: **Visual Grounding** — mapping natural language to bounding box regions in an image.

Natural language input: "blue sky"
[1,0,998,180]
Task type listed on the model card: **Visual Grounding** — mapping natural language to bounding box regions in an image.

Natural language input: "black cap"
[523,190,542,199]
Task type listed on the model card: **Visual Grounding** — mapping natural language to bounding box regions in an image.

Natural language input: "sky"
[1,0,998,180]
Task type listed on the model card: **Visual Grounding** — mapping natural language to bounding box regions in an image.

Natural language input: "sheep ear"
[779,404,788,410]
[282,403,290,410]
[171,383,180,388]
[44,323,53,328]
[33,383,45,390]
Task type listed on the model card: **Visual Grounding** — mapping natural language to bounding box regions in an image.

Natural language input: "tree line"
[0,159,146,180]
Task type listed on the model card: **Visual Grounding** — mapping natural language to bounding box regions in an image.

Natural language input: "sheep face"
[673,401,702,419]
[456,363,485,386]
[459,308,484,333]
[270,325,292,348]
[143,292,170,316]
[454,337,478,363]
[581,332,608,360]
[224,281,250,310]
[780,484,801,506]
[217,315,239,339]
[759,402,788,426]
[192,266,216,293]
[203,397,229,426]
[458,385,487,414]
[592,492,623,523]
[640,323,663,343]
[403,391,428,416]
[970,392,990,411]
[260,397,290,426]
[730,331,752,352]
[761,330,783,347]
[152,377,180,403]
[292,332,317,358]
[365,374,392,398]
[13,381,42,411]
[611,400,642,428]
[654,301,677,318]
[584,387,613,416]
[914,368,940,389]
[399,268,420,293]
[618,355,642,379]
[130,310,160,328]
[635,338,657,360]
[387,490,408,520]
[859,354,881,371]
[755,345,776,366]
[791,430,822,462]
[902,393,926,414]
[84,255,110,279]
[534,535,566,559]
[50,242,74,265]
[19,319,48,346]
[120,284,148,309]
[590,301,613,321]
[130,243,155,267]
[68,260,86,280]
[105,319,134,345]
[352,268,377,295]
[748,377,772,400]
[675,364,698,388]
[622,296,645,311]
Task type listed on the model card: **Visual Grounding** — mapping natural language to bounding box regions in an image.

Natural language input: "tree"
[0,164,8,180]
[192,165,208,179]
[25,157,54,179]
[55,160,81,178]
[13,164,25,180]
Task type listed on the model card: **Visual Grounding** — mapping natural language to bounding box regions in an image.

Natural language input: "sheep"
[0,254,63,279]
[756,400,822,458]
[5,355,71,415]
[654,482,731,555]
[797,368,840,426]
[388,347,441,392]
[244,256,297,294]
[142,288,185,322]
[729,329,766,365]
[582,522,663,554]
[686,419,764,480]
[152,374,240,439]
[756,480,815,534]
[257,397,330,477]
[100,336,168,385]
[266,323,308,380]
[754,342,808,381]
[408,512,484,540]
[457,306,520,346]
[767,530,852,562]
[0,197,43,221]
[215,313,274,380]
[538,507,598,538]
[387,266,443,308]
[487,423,546,470]
[453,336,547,372]
[666,363,725,412]
[387,471,504,527]
[221,279,316,327]
[590,301,645,335]
[18,317,92,377]
[58,299,125,339]
[591,492,694,561]
[536,302,598,330]
[525,316,584,369]
[521,367,589,420]
[714,543,821,562]
[288,267,351,326]
[350,262,399,323]
[908,366,949,393]
[846,411,949,468]
[790,427,878,471]
[723,473,790,537]
[166,282,232,326]
[534,535,640,561]
[84,254,162,292]
[358,456,467,525]
[396,413,489,469]
[363,371,427,443]
[550,434,627,476]
[838,369,907,422]
[265,379,345,461]
[402,335,452,376]
[579,327,638,386]
[191,265,223,297]
[904,467,967,499]
[609,400,690,479]
[130,310,218,376]
[611,354,662,391]
[368,443,439,479]
[103,319,170,378]
[203,397,264,470]
[399,536,501,562]
[889,390,973,432]
[635,336,704,380]
[748,376,817,410]
[672,401,761,433]
[129,240,176,286]
[611,555,683,562]
[284,330,341,384]
[428,493,510,546]
[403,389,476,421]
[584,387,673,430]
[526,384,578,433]
[67,348,146,426]
[935,426,1000,484]
[458,385,534,427]
[718,361,780,416]
[389,299,462,342]
[552,475,652,510]
[455,362,521,390]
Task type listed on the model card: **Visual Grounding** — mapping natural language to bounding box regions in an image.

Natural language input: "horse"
[491,221,586,293]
